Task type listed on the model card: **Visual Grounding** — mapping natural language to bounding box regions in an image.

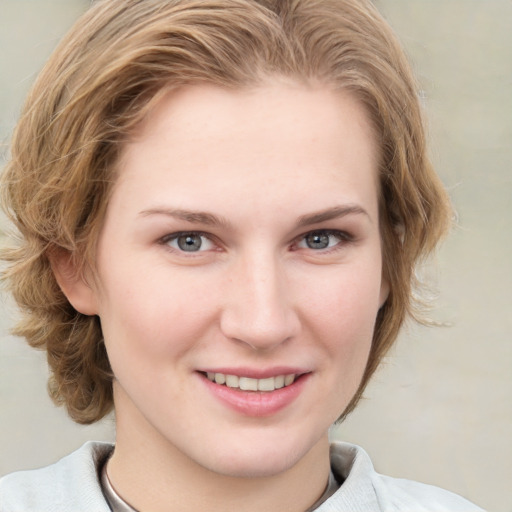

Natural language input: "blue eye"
[297,230,350,250]
[164,232,214,252]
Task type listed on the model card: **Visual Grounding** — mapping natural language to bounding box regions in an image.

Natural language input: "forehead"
[112,81,380,224]
[130,81,378,161]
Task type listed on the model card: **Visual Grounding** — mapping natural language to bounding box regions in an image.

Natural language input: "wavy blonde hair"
[1,0,450,424]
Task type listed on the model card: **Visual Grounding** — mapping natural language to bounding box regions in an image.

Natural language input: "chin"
[204,452,300,479]
[194,430,327,479]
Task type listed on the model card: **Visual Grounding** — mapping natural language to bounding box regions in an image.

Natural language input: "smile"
[205,372,297,392]
[200,370,310,417]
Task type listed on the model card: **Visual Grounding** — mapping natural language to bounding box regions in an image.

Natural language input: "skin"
[57,80,388,512]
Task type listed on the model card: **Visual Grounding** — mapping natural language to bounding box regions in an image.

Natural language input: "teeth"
[258,377,275,392]
[205,372,297,392]
[225,375,239,388]
[239,377,258,391]
[274,375,285,389]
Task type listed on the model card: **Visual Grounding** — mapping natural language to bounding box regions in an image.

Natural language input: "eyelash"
[160,231,217,253]
[293,229,354,252]
[159,229,354,255]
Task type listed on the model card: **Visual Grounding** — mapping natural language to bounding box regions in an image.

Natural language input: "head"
[1,0,450,426]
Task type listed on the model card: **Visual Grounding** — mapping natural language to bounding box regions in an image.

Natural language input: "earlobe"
[49,249,99,316]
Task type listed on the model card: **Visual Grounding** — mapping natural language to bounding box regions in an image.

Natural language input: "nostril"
[220,307,299,351]
[230,334,293,352]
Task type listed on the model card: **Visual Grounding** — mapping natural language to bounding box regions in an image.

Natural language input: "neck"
[108,386,331,512]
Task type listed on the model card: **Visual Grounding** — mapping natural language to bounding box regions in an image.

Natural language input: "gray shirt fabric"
[0,441,484,511]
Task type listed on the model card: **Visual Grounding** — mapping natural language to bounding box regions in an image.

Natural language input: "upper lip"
[197,367,311,379]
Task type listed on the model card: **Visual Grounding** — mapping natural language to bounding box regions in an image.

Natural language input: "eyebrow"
[139,208,231,228]
[139,204,369,229]
[296,205,370,228]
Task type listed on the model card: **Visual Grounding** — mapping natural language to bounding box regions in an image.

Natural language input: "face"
[78,82,387,477]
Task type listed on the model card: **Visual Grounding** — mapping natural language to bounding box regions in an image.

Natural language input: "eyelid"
[293,229,354,251]
[159,231,219,252]
[158,228,354,255]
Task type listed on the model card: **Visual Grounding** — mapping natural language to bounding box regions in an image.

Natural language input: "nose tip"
[221,308,297,351]
[219,263,300,351]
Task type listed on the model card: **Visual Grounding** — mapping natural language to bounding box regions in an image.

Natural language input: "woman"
[0,0,484,510]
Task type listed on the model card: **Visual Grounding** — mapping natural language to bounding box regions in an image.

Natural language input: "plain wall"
[1,2,511,511]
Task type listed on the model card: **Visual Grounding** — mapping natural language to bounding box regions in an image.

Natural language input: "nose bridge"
[220,248,298,350]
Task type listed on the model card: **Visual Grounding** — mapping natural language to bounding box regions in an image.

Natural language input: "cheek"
[292,267,380,422]
[298,263,381,370]
[301,262,382,334]
[97,266,219,371]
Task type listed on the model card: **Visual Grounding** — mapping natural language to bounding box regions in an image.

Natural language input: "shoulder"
[373,473,485,512]
[324,442,485,512]
[0,441,113,512]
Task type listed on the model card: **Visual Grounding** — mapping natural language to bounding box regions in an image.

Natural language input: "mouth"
[202,372,299,392]
[198,369,310,416]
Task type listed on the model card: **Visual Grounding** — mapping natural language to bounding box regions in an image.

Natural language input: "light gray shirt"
[0,441,484,511]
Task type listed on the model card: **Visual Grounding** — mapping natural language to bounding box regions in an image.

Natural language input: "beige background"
[1,1,510,511]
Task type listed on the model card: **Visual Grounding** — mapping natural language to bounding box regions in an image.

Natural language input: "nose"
[220,253,300,351]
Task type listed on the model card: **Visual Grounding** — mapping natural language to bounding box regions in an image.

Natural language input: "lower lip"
[199,373,310,417]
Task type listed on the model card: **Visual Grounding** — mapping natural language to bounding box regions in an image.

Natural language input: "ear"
[49,249,99,316]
